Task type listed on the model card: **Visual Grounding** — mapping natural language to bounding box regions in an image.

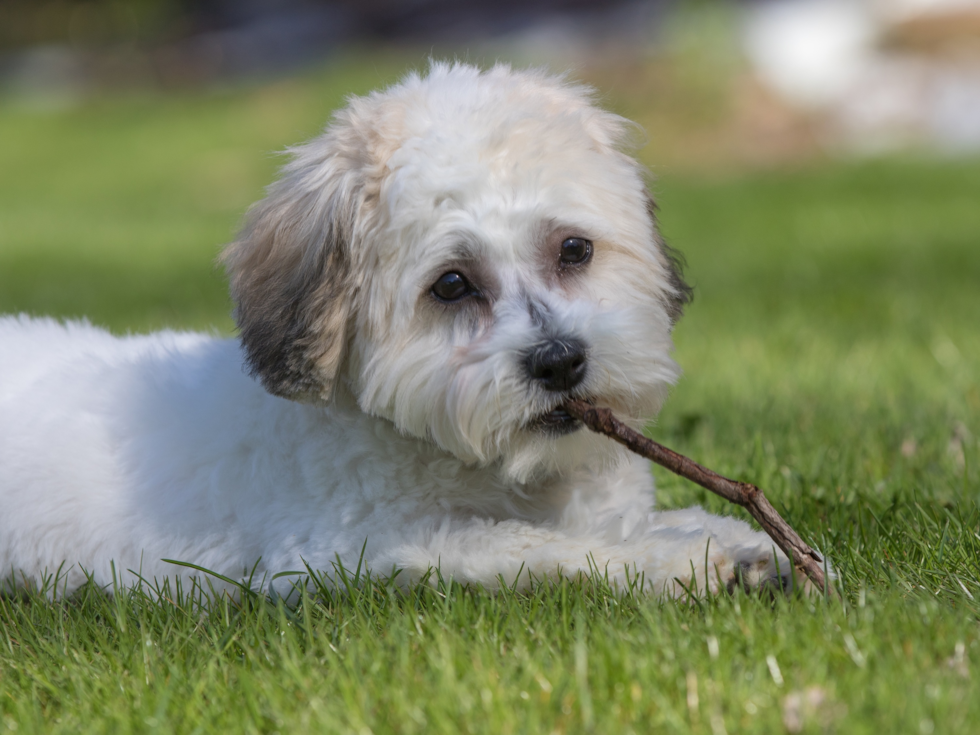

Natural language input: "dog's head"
[223,62,691,481]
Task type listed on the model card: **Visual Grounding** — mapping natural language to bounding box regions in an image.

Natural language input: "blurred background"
[5,0,980,158]
[0,0,977,510]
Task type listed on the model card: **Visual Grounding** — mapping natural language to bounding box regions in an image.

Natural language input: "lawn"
[1,54,979,734]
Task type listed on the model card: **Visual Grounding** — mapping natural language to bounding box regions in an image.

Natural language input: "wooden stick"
[563,398,835,596]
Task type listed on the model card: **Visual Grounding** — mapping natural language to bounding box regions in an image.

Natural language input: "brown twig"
[564,398,835,597]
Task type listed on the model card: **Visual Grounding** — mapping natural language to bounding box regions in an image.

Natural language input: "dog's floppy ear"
[645,191,693,324]
[222,145,363,403]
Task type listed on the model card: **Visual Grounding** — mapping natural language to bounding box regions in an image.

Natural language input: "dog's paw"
[724,544,829,597]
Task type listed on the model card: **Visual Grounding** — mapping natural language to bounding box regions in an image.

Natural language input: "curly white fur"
[0,62,804,598]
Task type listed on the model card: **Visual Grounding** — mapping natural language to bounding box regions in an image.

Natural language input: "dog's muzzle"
[524,338,588,435]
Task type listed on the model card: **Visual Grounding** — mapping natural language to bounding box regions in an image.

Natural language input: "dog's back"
[0,315,210,394]
[0,317,232,594]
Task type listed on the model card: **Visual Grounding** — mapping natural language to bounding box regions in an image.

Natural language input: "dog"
[0,62,808,599]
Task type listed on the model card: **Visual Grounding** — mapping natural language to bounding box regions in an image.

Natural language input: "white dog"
[0,62,806,599]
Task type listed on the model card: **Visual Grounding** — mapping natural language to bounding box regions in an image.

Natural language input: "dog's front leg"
[365,507,808,598]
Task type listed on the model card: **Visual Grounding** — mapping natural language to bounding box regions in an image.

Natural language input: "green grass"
[1,57,979,733]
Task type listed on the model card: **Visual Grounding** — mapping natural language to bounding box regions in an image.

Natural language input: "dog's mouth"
[529,404,583,436]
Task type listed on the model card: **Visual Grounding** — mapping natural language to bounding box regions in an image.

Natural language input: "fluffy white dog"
[0,62,805,599]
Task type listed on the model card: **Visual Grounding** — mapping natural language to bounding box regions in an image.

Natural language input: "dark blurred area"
[0,0,665,87]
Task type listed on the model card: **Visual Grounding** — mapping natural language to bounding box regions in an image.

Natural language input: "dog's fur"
[0,62,806,598]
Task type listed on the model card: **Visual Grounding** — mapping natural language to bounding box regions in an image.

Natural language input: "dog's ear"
[645,191,693,324]
[222,145,363,403]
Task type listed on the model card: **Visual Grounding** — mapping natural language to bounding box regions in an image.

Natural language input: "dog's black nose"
[525,338,587,392]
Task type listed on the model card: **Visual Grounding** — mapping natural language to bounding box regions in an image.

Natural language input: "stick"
[563,398,835,596]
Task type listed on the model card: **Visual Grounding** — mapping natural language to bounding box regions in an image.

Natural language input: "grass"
[1,54,979,733]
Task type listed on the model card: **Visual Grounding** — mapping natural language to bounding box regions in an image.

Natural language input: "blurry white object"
[744,0,875,109]
[743,0,980,151]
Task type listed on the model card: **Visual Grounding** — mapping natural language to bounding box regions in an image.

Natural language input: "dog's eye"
[560,237,592,266]
[431,272,472,302]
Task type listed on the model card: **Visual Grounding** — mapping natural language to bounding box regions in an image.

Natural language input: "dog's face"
[224,63,690,481]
